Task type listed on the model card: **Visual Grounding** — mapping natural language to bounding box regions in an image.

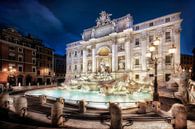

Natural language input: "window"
[32,58,36,64]
[149,35,154,43]
[18,48,23,53]
[165,55,171,64]
[37,70,40,75]
[74,65,77,70]
[18,56,23,62]
[165,17,170,23]
[135,26,139,30]
[74,51,77,57]
[32,51,36,56]
[135,38,140,47]
[135,59,140,65]
[149,22,153,27]
[135,74,139,80]
[32,67,36,72]
[165,32,171,42]
[81,50,83,56]
[69,52,71,58]
[8,53,16,60]
[81,64,83,70]
[165,74,171,81]
[9,46,15,51]
[18,65,23,72]
[69,65,71,70]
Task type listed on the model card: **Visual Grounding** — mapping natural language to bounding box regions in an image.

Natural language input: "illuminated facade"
[66,11,182,82]
[0,28,54,85]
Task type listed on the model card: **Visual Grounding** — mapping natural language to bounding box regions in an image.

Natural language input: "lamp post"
[4,66,17,86]
[146,37,160,101]
[146,38,177,101]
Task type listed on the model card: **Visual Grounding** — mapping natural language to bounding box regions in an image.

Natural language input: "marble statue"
[174,70,190,104]
[88,63,92,71]
[119,62,124,70]
[100,61,106,73]
[96,11,112,26]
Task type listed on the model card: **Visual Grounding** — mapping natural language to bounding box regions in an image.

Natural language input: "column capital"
[111,36,117,44]
[125,33,133,43]
[155,28,164,37]
[91,44,96,49]
[82,46,87,51]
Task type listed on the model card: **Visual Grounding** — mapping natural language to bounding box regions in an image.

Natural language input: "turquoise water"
[25,88,152,109]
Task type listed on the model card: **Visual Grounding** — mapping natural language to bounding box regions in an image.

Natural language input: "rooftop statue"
[96,11,112,26]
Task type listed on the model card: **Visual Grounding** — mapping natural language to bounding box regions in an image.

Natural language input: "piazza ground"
[0,84,195,129]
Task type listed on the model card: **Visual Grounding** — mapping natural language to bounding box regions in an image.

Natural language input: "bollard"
[39,95,47,105]
[18,82,21,87]
[79,100,86,113]
[14,97,28,117]
[0,84,4,92]
[28,83,31,87]
[6,83,9,90]
[51,102,64,127]
[0,93,12,109]
[152,101,161,113]
[137,102,147,114]
[170,104,187,129]
[109,103,122,129]
[56,97,65,106]
[37,82,39,87]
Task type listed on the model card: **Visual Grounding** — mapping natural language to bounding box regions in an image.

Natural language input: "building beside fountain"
[66,11,182,82]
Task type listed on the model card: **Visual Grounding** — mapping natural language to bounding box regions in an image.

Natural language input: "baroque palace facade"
[66,11,182,82]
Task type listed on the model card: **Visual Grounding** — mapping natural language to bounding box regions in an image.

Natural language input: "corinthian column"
[125,37,131,71]
[92,45,96,73]
[174,24,181,66]
[82,48,87,73]
[141,32,147,71]
[112,38,117,72]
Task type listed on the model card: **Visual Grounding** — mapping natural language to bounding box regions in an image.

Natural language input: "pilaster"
[174,24,181,66]
[82,47,87,73]
[125,36,131,71]
[92,45,96,73]
[111,37,117,72]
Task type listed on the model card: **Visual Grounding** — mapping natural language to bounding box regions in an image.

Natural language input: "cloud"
[0,0,79,54]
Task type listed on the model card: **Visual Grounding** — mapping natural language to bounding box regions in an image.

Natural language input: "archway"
[96,46,112,73]
[17,75,23,85]
[26,75,32,86]
[7,75,16,86]
[97,46,111,56]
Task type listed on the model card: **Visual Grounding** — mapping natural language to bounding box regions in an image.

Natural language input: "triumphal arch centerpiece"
[66,11,182,83]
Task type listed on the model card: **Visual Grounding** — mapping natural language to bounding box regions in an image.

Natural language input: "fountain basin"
[25,87,152,109]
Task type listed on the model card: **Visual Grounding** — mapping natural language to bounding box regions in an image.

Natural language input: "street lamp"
[146,39,177,101]
[4,66,17,86]
[146,39,160,101]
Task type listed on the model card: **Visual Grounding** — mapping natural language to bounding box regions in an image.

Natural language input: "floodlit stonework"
[66,11,182,82]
